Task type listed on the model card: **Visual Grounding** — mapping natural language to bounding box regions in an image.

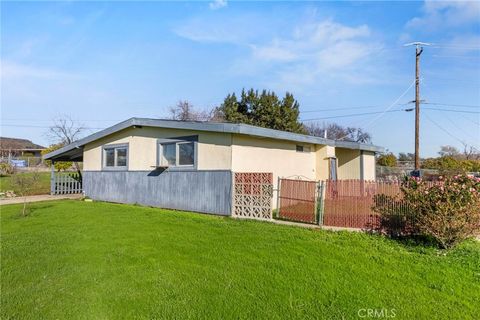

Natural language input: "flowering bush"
[373,175,480,249]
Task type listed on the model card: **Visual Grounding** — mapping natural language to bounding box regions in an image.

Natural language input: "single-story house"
[0,137,45,158]
[44,118,383,215]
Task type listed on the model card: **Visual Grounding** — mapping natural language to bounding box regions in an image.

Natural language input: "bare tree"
[11,171,40,216]
[438,145,460,158]
[169,101,211,121]
[47,115,86,145]
[305,122,372,143]
[46,115,85,175]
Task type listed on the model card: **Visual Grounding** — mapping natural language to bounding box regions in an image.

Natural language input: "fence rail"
[52,172,82,195]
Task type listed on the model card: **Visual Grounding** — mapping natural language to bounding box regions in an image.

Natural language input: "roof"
[0,137,45,150]
[43,117,384,161]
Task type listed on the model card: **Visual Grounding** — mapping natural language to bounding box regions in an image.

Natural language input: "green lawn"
[0,171,51,195]
[1,200,479,319]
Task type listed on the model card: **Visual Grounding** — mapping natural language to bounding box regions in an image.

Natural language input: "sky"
[1,0,479,157]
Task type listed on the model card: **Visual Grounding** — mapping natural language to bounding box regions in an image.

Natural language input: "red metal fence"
[278,178,319,224]
[323,179,413,229]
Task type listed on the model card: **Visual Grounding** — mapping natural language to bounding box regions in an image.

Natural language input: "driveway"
[0,194,82,205]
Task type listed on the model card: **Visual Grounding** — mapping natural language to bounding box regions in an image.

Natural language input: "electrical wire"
[424,113,480,149]
[423,108,480,114]
[423,102,480,109]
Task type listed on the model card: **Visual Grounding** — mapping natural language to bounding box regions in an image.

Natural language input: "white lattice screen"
[232,172,273,220]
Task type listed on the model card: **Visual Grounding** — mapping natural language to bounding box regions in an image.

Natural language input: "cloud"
[209,0,227,10]
[1,60,74,80]
[406,1,480,30]
[240,19,378,89]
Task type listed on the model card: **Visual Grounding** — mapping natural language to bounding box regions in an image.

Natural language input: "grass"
[0,172,51,195]
[1,200,479,319]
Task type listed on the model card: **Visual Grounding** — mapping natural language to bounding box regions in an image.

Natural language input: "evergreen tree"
[219,88,305,134]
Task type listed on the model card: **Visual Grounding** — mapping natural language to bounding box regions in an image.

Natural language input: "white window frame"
[102,143,129,170]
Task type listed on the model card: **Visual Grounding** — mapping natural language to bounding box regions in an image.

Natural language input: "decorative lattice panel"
[232,172,273,220]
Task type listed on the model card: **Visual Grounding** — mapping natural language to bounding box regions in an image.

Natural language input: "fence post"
[50,162,55,195]
[275,177,281,219]
[316,181,325,226]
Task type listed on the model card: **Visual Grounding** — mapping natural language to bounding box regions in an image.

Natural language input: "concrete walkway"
[0,194,82,205]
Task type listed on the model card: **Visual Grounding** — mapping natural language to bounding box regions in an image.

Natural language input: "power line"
[423,108,480,114]
[423,102,480,109]
[0,124,106,130]
[424,113,479,149]
[301,109,406,121]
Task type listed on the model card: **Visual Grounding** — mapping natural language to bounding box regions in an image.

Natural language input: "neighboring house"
[44,118,383,215]
[0,137,45,158]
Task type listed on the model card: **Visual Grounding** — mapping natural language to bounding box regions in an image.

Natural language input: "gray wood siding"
[83,170,232,215]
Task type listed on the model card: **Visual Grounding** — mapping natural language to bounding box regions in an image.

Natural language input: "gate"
[232,172,273,220]
[277,178,323,224]
[51,172,83,195]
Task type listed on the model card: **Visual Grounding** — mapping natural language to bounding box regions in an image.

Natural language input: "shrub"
[41,144,72,171]
[374,175,480,249]
[376,153,397,167]
[0,162,15,176]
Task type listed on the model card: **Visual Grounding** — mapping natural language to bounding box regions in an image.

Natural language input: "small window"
[296,145,310,153]
[159,140,196,168]
[103,144,128,169]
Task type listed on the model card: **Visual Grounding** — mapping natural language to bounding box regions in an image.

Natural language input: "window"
[162,143,176,166]
[178,142,194,165]
[103,144,128,169]
[159,140,196,168]
[296,145,311,153]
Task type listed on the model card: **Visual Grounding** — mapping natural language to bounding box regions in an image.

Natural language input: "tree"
[304,122,372,143]
[46,116,85,176]
[377,153,397,167]
[438,145,460,158]
[41,144,72,171]
[169,100,211,121]
[11,172,40,216]
[218,89,305,134]
[47,115,85,145]
[398,152,414,162]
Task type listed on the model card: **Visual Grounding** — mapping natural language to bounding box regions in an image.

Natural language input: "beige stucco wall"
[82,126,376,183]
[362,151,376,180]
[231,134,316,182]
[83,127,232,171]
[315,145,335,180]
[336,148,361,180]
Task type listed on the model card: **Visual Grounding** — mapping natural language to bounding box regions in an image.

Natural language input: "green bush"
[0,162,15,176]
[421,156,480,174]
[376,153,397,167]
[41,144,72,171]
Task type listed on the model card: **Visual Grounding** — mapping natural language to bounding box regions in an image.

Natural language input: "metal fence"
[277,178,322,224]
[1,156,44,168]
[323,180,400,228]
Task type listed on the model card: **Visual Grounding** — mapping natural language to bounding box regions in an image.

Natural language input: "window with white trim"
[103,144,128,169]
[159,141,196,167]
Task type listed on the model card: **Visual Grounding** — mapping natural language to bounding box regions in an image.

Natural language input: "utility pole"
[404,42,430,173]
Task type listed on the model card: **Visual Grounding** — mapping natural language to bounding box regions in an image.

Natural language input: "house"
[0,137,45,158]
[44,118,383,215]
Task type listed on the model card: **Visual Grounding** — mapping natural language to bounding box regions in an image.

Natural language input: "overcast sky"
[1,1,479,156]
